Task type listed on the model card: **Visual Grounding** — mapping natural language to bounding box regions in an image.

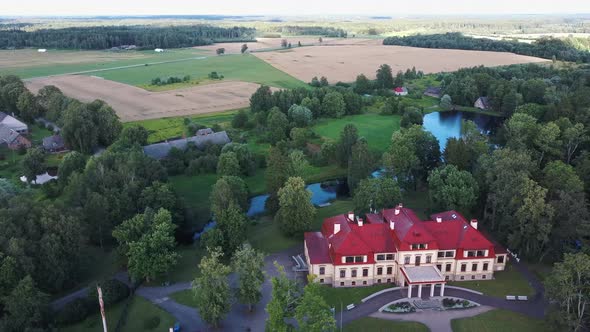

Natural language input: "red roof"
[304,232,331,264]
[394,87,404,92]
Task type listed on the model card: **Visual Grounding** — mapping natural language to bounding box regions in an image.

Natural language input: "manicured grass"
[312,113,400,153]
[451,309,551,332]
[168,173,218,229]
[318,283,392,312]
[247,218,300,253]
[449,263,534,298]
[170,289,197,308]
[29,124,54,145]
[151,244,205,284]
[344,317,429,332]
[60,296,176,332]
[94,54,307,89]
[1,48,207,78]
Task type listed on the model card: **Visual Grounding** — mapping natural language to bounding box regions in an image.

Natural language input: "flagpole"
[97,285,108,332]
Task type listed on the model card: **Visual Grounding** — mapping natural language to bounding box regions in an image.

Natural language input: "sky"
[2,0,590,16]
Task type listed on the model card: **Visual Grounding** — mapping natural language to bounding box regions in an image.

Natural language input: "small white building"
[394,87,408,96]
[37,49,47,53]
[155,48,164,53]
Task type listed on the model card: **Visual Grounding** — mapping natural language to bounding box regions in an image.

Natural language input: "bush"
[143,316,161,330]
[56,298,91,325]
[88,279,130,307]
[232,110,249,128]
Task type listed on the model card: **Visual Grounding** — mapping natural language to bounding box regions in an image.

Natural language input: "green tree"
[561,122,587,164]
[265,144,293,213]
[57,151,87,186]
[268,107,289,144]
[428,165,479,211]
[210,176,249,217]
[91,101,122,147]
[347,138,373,193]
[400,107,423,128]
[221,143,256,175]
[545,253,590,332]
[265,262,300,332]
[289,150,309,176]
[16,90,40,123]
[290,127,309,148]
[295,275,337,332]
[21,147,45,184]
[84,192,111,248]
[337,123,359,166]
[216,203,247,256]
[443,138,471,170]
[0,179,20,207]
[250,85,273,113]
[322,91,345,118]
[217,151,241,177]
[354,74,371,94]
[380,96,400,115]
[440,94,452,110]
[509,178,554,258]
[232,109,249,128]
[376,64,394,89]
[125,209,178,282]
[232,243,265,312]
[320,76,329,87]
[0,276,49,332]
[301,96,321,118]
[288,104,313,127]
[275,177,316,237]
[353,177,402,213]
[543,161,584,198]
[241,43,248,54]
[61,102,98,153]
[192,247,231,328]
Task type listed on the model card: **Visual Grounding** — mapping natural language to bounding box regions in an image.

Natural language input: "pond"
[422,111,499,151]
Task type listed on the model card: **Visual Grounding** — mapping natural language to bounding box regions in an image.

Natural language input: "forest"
[383,32,590,63]
[0,25,256,50]
[274,26,348,37]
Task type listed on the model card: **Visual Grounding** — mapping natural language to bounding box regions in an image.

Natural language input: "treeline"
[276,26,347,38]
[383,32,590,63]
[0,25,256,50]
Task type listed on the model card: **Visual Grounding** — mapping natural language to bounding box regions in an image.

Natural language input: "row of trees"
[383,32,590,63]
[0,25,256,49]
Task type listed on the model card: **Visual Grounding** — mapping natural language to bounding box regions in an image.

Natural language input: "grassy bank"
[344,317,429,332]
[448,263,534,298]
[451,309,550,332]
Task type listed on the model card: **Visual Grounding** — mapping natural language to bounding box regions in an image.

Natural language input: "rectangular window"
[377,267,383,275]
[415,256,421,266]
[436,264,442,271]
[363,281,367,285]
[340,269,346,278]
[472,263,478,272]
[351,269,357,278]
[445,251,454,258]
[320,279,324,283]
[426,255,432,263]
[386,254,394,260]
[387,266,393,274]
[355,256,364,263]
[477,250,485,257]
[446,263,452,272]
[363,268,369,277]
[376,254,385,261]
[460,276,464,280]
[319,267,325,275]
[345,257,354,263]
[471,275,475,280]
[467,251,475,257]
[340,282,344,286]
[404,256,410,264]
[352,281,356,286]
[483,263,489,271]
[461,264,466,272]
[438,252,445,258]
[483,275,487,279]
[498,256,504,263]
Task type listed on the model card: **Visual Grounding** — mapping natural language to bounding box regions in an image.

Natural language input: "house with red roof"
[304,204,508,298]
[393,87,408,96]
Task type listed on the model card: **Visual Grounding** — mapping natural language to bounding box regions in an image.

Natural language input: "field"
[448,263,535,298]
[451,309,551,332]
[193,36,354,54]
[344,317,429,332]
[254,43,549,83]
[26,76,272,122]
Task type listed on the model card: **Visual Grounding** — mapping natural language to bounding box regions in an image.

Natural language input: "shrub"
[88,279,130,307]
[56,298,91,325]
[143,316,161,330]
[232,110,249,128]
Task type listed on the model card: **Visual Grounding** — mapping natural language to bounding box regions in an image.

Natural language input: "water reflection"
[422,111,498,151]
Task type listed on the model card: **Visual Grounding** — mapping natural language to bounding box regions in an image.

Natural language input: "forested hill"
[383,32,590,63]
[0,25,256,50]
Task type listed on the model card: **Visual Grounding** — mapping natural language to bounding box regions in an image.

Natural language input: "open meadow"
[254,43,549,83]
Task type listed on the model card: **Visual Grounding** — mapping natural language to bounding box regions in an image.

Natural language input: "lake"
[422,111,499,151]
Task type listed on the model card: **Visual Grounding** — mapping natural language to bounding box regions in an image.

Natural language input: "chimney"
[334,223,341,235]
[394,208,400,215]
[470,219,478,230]
[389,220,395,230]
[356,217,363,227]
[348,211,354,221]
[436,217,442,223]
[398,203,403,208]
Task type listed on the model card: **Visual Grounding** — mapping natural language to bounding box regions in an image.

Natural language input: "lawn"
[451,309,551,332]
[312,113,400,153]
[449,263,534,298]
[94,54,307,90]
[317,283,392,311]
[60,296,176,332]
[344,317,429,332]
[1,48,208,79]
[170,289,197,308]
[151,244,205,284]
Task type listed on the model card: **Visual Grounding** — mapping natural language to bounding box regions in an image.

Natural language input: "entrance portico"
[401,266,446,298]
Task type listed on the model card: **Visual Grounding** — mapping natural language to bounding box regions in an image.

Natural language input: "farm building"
[0,124,31,150]
[43,134,67,153]
[143,130,230,159]
[393,87,408,96]
[474,97,491,110]
[0,112,28,134]
[155,48,164,53]
[37,49,47,53]
[424,87,442,98]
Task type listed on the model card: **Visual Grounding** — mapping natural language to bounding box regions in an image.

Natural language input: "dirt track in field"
[254,43,549,83]
[26,75,264,122]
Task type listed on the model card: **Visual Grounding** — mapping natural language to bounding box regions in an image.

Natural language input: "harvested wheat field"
[255,44,549,83]
[193,37,377,54]
[26,75,265,122]
[0,49,147,69]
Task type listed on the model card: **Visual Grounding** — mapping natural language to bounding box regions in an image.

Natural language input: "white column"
[418,284,422,298]
[440,283,445,297]
[430,283,435,297]
[408,284,412,298]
